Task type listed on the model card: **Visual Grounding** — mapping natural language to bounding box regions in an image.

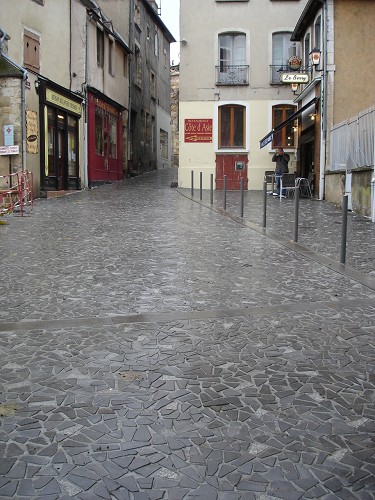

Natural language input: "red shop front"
[87,91,123,185]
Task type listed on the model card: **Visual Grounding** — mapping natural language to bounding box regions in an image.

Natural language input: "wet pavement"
[0,167,375,499]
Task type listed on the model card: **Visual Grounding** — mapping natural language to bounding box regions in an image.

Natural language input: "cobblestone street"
[1,168,375,499]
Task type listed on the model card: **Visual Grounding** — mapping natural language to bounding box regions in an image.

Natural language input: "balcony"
[216,65,249,85]
[270,65,311,85]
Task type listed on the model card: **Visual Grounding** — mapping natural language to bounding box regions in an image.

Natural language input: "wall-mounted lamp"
[310,48,321,67]
[309,113,316,121]
[292,121,298,132]
[214,90,220,101]
[34,79,39,94]
[291,83,299,94]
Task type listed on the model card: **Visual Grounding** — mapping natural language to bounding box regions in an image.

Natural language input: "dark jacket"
[272,151,290,174]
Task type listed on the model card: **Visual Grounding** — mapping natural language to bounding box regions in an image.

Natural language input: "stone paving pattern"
[0,168,375,499]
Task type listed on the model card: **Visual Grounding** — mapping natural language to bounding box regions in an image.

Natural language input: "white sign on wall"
[4,124,14,146]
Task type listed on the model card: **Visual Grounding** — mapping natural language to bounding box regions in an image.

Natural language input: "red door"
[216,154,248,190]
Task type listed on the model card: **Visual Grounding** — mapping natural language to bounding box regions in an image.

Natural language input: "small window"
[135,44,142,88]
[160,129,168,159]
[97,27,104,68]
[218,104,245,148]
[151,72,156,99]
[134,0,141,26]
[272,104,296,149]
[314,16,321,51]
[109,38,114,75]
[154,31,159,57]
[304,33,311,69]
[123,52,128,78]
[24,29,40,72]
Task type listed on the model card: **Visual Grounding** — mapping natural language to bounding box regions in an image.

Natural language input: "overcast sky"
[159,0,180,64]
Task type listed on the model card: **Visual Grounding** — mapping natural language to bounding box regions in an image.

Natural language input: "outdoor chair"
[279,173,297,199]
[264,170,275,194]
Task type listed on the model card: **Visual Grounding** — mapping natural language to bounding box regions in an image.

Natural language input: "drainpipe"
[0,32,28,177]
[319,0,328,200]
[371,172,375,223]
[128,0,134,176]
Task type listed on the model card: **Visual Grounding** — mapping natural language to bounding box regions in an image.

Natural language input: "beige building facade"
[179,0,308,191]
[291,0,375,217]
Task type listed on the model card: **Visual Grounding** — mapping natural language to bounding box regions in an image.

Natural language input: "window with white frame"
[272,104,296,149]
[304,32,311,69]
[271,32,296,83]
[217,32,247,85]
[314,15,321,51]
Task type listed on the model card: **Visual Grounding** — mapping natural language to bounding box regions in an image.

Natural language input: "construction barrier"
[0,171,34,217]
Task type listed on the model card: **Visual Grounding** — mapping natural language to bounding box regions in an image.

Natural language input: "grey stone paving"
[0,168,375,499]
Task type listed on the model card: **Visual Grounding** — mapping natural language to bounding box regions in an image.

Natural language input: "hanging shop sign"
[280,73,309,84]
[184,119,213,143]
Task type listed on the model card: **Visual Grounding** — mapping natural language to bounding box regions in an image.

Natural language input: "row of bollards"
[191,170,349,265]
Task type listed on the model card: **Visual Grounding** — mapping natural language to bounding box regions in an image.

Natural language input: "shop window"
[109,113,117,159]
[47,107,56,176]
[24,29,40,72]
[68,116,78,177]
[95,107,104,155]
[272,104,296,149]
[218,104,245,148]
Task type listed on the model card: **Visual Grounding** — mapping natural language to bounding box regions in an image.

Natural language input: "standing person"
[272,148,290,196]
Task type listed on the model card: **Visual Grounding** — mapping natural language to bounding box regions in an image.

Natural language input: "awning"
[259,97,319,149]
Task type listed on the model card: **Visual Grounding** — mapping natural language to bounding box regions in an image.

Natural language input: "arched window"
[272,104,296,149]
[218,104,246,148]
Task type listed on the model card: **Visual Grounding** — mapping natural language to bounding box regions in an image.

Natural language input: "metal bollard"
[294,181,299,242]
[191,170,194,197]
[240,177,244,217]
[223,175,227,211]
[210,174,214,204]
[340,194,348,264]
[200,172,203,201]
[262,179,267,227]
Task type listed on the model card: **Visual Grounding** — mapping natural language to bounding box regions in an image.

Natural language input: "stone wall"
[0,77,22,176]
[352,169,373,217]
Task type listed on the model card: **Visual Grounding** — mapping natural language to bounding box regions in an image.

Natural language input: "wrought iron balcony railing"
[216,65,249,85]
[270,64,311,85]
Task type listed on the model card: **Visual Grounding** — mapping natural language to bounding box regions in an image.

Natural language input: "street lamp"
[310,48,321,67]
